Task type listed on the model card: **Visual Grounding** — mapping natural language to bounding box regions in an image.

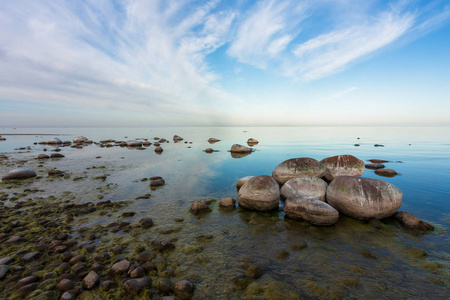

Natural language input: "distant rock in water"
[238,175,280,211]
[0,154,7,159]
[247,138,259,146]
[73,136,89,143]
[365,163,385,170]
[369,159,389,163]
[230,144,253,153]
[208,138,220,144]
[50,153,65,158]
[0,136,6,141]
[320,155,365,181]
[374,144,385,147]
[204,148,214,153]
[154,147,163,154]
[47,138,62,144]
[2,168,37,180]
[284,197,339,226]
[327,176,402,220]
[374,169,398,177]
[126,140,143,147]
[272,158,324,185]
[173,135,184,141]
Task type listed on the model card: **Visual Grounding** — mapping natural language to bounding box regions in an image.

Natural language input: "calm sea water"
[0,126,449,299]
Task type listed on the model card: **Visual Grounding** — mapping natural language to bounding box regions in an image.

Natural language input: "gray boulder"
[280,177,327,201]
[272,158,325,185]
[2,168,37,180]
[236,176,254,190]
[284,197,339,226]
[238,175,280,211]
[327,176,402,220]
[230,144,253,153]
[320,155,365,181]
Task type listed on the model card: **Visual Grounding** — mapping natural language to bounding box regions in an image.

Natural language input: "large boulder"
[284,197,339,226]
[230,144,253,153]
[272,158,324,185]
[280,177,327,201]
[320,155,365,181]
[2,168,37,180]
[238,175,280,211]
[326,176,402,220]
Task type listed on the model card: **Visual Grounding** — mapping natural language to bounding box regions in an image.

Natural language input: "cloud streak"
[0,0,449,126]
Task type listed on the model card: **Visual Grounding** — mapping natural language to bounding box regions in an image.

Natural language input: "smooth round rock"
[230,144,253,153]
[272,158,325,185]
[327,176,402,220]
[247,138,259,145]
[320,155,365,181]
[123,277,151,293]
[2,168,37,180]
[238,175,280,211]
[395,211,434,231]
[111,259,131,274]
[190,201,211,214]
[208,138,220,143]
[236,176,254,190]
[219,198,236,209]
[374,169,398,177]
[280,177,328,201]
[82,271,99,289]
[284,197,339,226]
[173,280,195,299]
[204,148,214,153]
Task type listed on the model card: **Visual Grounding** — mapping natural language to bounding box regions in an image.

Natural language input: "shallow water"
[0,126,449,299]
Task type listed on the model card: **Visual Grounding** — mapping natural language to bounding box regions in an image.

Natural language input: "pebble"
[82,270,99,289]
[57,278,75,292]
[111,259,131,274]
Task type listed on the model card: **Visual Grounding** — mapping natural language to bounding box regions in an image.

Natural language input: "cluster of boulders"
[235,154,428,228]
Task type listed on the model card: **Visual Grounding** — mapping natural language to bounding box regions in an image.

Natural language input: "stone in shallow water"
[238,175,280,212]
[326,176,402,220]
[272,157,324,185]
[374,168,398,177]
[173,280,195,299]
[280,176,328,201]
[230,144,253,153]
[2,168,37,180]
[123,277,151,293]
[320,155,365,181]
[284,196,339,226]
[395,211,434,231]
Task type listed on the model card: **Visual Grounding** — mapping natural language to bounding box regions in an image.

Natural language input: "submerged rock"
[150,176,165,188]
[327,176,402,220]
[190,201,211,214]
[284,197,339,226]
[280,177,328,201]
[272,157,324,185]
[173,280,195,299]
[320,155,365,181]
[219,198,236,209]
[395,211,434,231]
[230,144,253,153]
[374,169,398,177]
[238,175,280,211]
[2,167,37,180]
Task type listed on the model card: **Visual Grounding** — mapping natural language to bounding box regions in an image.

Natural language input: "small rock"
[230,144,253,153]
[82,271,99,289]
[139,218,154,229]
[60,291,75,300]
[151,241,175,252]
[208,138,220,143]
[284,197,339,226]
[374,144,385,147]
[0,257,14,265]
[0,265,10,279]
[156,278,173,294]
[173,280,195,299]
[17,282,38,294]
[246,265,264,279]
[37,154,50,159]
[395,211,434,231]
[365,163,385,170]
[100,279,117,291]
[50,153,65,158]
[247,138,259,145]
[173,135,184,141]
[111,259,131,274]
[57,278,75,292]
[48,169,64,176]
[123,277,151,293]
[150,177,165,188]
[21,251,40,263]
[190,201,211,214]
[17,275,38,287]
[129,267,146,278]
[69,255,85,265]
[369,159,389,163]
[204,148,214,153]
[374,169,398,177]
[219,198,236,209]
[154,147,164,153]
[122,212,135,217]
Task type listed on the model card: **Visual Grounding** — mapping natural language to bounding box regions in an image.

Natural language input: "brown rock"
[320,155,365,181]
[190,201,211,214]
[395,211,434,231]
[284,197,339,226]
[82,271,99,289]
[236,176,254,190]
[111,259,130,274]
[365,163,385,169]
[238,175,280,211]
[230,144,253,153]
[57,278,75,292]
[173,280,195,299]
[374,169,398,177]
[123,277,151,293]
[272,157,324,185]
[327,176,402,220]
[2,168,37,180]
[219,198,236,209]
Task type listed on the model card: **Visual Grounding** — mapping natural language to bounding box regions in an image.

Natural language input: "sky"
[0,0,449,127]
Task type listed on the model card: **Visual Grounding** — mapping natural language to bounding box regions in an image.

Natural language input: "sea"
[0,126,449,299]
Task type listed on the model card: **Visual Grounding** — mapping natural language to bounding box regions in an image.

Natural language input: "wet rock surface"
[284,196,339,226]
[2,167,37,180]
[280,176,327,201]
[238,175,280,211]
[272,157,324,185]
[320,155,365,181]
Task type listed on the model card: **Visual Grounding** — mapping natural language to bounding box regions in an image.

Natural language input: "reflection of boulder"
[230,151,252,159]
[208,138,221,144]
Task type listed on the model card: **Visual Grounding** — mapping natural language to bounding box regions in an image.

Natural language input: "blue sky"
[0,0,449,127]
